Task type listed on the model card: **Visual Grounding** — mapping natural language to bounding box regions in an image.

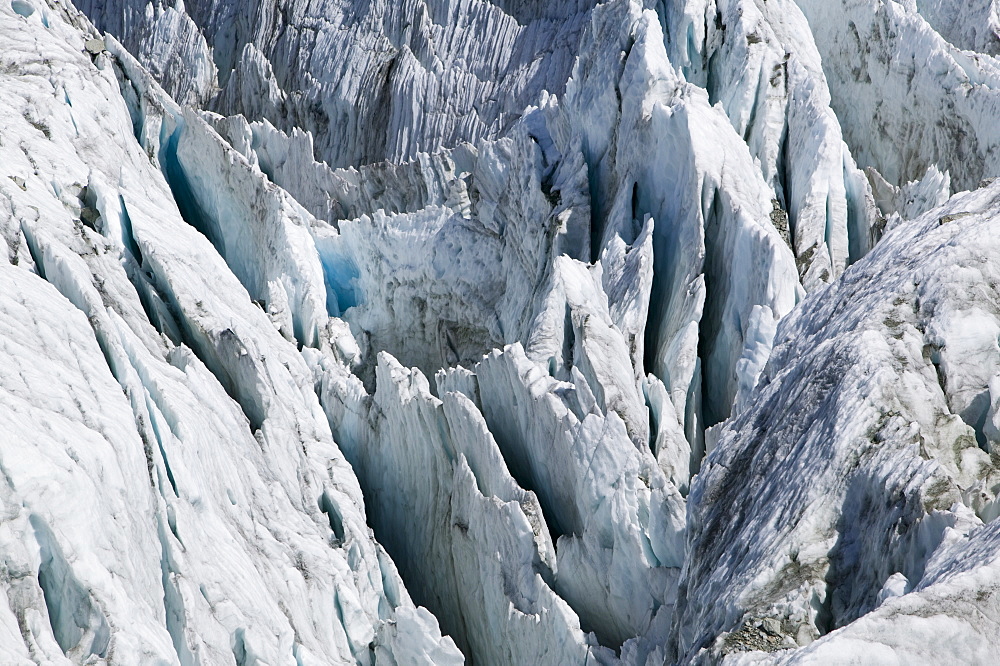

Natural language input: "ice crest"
[3,0,1000,663]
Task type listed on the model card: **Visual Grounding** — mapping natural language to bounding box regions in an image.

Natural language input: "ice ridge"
[2,0,1000,664]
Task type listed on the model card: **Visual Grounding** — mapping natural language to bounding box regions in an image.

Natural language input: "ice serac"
[77,0,600,170]
[239,116,476,225]
[794,0,1000,192]
[73,0,216,105]
[867,164,952,224]
[540,2,803,448]
[660,0,877,287]
[307,349,601,663]
[0,2,460,663]
[474,343,686,648]
[671,182,1000,663]
[171,106,330,348]
[915,0,1000,55]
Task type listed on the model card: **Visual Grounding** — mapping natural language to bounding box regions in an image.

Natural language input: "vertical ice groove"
[0,6,462,664]
[31,516,111,659]
[13,0,1000,664]
[158,515,195,666]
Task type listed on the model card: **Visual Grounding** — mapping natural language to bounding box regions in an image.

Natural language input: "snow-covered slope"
[3,0,1000,664]
[0,2,460,663]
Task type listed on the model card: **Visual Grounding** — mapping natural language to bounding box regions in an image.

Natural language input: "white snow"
[4,0,1000,663]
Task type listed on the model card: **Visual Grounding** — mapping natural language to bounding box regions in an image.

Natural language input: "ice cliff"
[2,0,1000,664]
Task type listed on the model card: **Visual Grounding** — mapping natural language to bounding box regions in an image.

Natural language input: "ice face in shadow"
[8,0,1000,663]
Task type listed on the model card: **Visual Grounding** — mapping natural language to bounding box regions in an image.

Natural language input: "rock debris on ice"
[2,0,1000,664]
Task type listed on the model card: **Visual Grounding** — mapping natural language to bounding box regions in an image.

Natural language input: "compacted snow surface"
[1,0,1000,664]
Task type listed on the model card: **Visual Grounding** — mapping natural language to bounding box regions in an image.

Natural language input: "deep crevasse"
[3,0,1000,664]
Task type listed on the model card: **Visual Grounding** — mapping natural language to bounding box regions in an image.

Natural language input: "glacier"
[2,0,1000,664]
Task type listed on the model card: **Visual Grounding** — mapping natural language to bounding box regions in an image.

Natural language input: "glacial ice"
[4,0,1000,663]
[672,181,1000,663]
[76,0,600,169]
[796,0,1000,192]
[660,0,876,287]
[0,3,460,663]
[914,0,1000,55]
